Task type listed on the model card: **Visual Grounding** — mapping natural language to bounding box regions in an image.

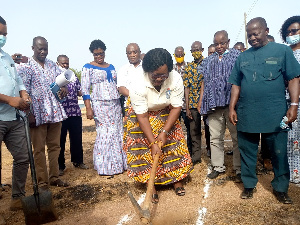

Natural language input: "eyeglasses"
[150,73,169,80]
[93,52,105,57]
[286,28,300,35]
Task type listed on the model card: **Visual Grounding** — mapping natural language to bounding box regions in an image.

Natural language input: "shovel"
[17,109,58,225]
[128,141,162,225]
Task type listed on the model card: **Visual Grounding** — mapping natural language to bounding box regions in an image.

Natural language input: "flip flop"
[151,193,159,204]
[175,187,186,196]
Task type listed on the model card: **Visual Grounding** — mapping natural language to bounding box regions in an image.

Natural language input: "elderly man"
[183,41,204,164]
[118,43,143,98]
[0,16,30,211]
[17,36,69,191]
[198,30,241,180]
[173,46,192,154]
[229,17,300,203]
[57,55,88,176]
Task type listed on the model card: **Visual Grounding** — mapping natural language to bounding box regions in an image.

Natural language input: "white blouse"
[129,70,184,114]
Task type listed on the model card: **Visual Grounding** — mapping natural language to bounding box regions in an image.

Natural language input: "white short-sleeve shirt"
[117,62,143,90]
[129,70,184,114]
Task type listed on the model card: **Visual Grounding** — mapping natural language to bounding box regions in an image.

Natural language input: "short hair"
[214,30,228,40]
[208,44,215,49]
[0,16,6,25]
[280,16,300,42]
[32,36,47,46]
[267,35,275,42]
[89,39,106,53]
[142,48,173,73]
[57,55,68,61]
[247,17,268,29]
[174,46,184,52]
[234,42,245,48]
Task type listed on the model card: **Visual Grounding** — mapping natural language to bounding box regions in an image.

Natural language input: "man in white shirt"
[117,43,143,97]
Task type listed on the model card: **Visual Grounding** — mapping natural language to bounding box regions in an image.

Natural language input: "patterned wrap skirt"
[124,102,193,185]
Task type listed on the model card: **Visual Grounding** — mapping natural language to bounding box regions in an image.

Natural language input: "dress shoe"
[10,198,23,211]
[39,185,50,192]
[226,150,233,155]
[50,179,69,187]
[207,170,224,179]
[241,188,254,199]
[273,190,293,204]
[74,163,89,169]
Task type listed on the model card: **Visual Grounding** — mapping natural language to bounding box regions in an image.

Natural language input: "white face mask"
[286,34,300,45]
[0,35,7,48]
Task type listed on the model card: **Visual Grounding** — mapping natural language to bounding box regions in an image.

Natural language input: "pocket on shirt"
[262,61,282,81]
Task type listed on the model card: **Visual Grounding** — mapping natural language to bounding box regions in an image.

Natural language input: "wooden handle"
[143,141,162,210]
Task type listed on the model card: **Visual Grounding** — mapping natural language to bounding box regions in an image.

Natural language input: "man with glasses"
[198,30,241,181]
[183,41,204,165]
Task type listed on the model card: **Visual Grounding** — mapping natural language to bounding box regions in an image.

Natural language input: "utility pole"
[244,12,248,49]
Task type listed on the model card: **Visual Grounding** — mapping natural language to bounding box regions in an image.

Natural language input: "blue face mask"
[286,34,300,45]
[0,35,6,48]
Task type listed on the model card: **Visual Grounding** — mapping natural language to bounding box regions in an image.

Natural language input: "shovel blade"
[21,191,58,225]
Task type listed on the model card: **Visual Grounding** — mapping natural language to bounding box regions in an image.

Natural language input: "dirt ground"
[0,108,299,225]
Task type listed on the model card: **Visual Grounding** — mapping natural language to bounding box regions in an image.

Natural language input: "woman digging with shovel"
[125,48,194,204]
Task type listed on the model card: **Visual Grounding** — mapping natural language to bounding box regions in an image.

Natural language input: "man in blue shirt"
[0,16,30,211]
[229,17,300,203]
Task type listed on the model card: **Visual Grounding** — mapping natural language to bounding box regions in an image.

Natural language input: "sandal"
[151,193,159,204]
[175,187,186,196]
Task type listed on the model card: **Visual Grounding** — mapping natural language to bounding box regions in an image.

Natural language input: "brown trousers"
[30,122,61,187]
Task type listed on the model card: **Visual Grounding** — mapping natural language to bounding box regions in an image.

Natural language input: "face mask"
[175,56,184,64]
[286,34,300,45]
[0,35,6,48]
[192,51,202,59]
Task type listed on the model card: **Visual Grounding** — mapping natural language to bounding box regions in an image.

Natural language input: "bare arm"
[0,93,30,110]
[84,99,94,120]
[229,85,241,125]
[118,86,129,97]
[286,77,299,124]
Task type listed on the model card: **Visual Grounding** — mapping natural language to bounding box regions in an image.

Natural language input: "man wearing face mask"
[198,30,241,181]
[183,41,204,165]
[173,46,192,154]
[0,15,31,211]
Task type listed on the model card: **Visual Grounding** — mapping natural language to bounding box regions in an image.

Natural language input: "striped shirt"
[200,48,240,114]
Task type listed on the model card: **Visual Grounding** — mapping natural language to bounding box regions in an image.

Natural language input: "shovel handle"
[144,141,162,210]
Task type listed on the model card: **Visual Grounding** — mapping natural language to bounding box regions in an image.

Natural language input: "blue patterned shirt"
[200,48,240,114]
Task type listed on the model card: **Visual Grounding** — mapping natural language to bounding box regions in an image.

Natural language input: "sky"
[1,0,300,71]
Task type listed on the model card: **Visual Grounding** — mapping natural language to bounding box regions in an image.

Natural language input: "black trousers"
[58,116,84,170]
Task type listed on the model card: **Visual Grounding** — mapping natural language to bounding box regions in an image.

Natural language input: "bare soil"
[0,108,299,225]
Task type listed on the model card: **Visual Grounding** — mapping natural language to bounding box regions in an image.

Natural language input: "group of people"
[1,14,300,214]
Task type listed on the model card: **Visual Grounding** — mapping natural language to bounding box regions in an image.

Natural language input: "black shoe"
[226,151,233,155]
[207,170,224,179]
[273,190,293,204]
[235,173,242,183]
[241,188,254,199]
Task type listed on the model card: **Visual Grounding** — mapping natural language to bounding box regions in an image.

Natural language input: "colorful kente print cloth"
[183,58,204,109]
[125,106,193,185]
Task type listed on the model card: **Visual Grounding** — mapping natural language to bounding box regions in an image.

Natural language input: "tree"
[70,68,81,81]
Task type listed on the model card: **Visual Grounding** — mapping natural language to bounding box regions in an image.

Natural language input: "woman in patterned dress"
[126,48,193,203]
[281,16,300,184]
[81,40,127,177]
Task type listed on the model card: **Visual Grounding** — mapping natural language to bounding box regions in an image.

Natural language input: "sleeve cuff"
[82,95,91,100]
